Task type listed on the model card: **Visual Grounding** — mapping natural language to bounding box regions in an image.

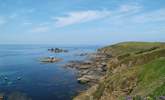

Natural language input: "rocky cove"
[42,48,111,85]
[42,42,164,100]
[39,47,113,98]
[0,43,165,100]
[64,52,111,85]
[73,42,165,100]
[0,45,100,100]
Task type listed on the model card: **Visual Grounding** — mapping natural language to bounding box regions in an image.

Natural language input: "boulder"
[77,75,97,84]
[77,77,90,84]
[78,65,91,69]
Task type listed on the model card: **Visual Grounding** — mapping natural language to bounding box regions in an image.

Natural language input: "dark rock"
[48,48,68,53]
[64,51,110,85]
[79,53,88,56]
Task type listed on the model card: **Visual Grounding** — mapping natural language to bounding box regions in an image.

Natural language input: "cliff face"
[74,42,165,100]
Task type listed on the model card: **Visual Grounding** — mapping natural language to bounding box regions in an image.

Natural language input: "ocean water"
[0,44,99,100]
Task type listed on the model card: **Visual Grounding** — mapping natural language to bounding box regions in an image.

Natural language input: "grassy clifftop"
[74,42,165,100]
[100,42,165,56]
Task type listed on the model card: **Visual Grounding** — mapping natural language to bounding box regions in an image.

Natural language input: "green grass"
[95,57,165,100]
[151,82,165,97]
[74,42,165,100]
[100,42,165,56]
[94,42,165,100]
[132,57,165,96]
[92,82,105,99]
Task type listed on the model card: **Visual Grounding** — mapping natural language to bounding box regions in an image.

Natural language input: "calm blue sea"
[0,44,99,100]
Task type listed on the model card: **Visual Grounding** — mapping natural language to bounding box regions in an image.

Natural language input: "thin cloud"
[53,10,111,27]
[30,26,49,33]
[119,3,141,13]
[109,3,142,20]
[23,22,32,25]
[0,16,7,26]
[9,13,18,19]
[132,8,165,23]
[52,4,141,28]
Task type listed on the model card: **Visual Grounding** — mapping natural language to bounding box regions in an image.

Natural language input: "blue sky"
[0,0,165,45]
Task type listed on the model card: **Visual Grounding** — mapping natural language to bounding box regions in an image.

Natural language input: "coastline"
[70,42,165,100]
[0,45,98,100]
[64,50,111,85]
[63,46,112,99]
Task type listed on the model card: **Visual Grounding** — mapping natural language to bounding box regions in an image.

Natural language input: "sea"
[0,44,100,100]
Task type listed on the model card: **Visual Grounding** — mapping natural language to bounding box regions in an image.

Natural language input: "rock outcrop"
[48,48,68,53]
[64,53,111,85]
[74,42,165,100]
[40,57,63,63]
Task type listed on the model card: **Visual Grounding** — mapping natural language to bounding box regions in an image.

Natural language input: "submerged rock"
[7,81,13,85]
[8,92,32,100]
[0,93,4,100]
[79,53,88,56]
[17,77,22,80]
[4,77,8,80]
[0,96,3,100]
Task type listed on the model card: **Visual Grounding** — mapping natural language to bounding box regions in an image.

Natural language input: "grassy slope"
[100,42,165,56]
[109,57,165,100]
[74,42,165,100]
[132,57,165,97]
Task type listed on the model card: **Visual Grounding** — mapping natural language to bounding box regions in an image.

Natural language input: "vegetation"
[100,42,165,56]
[74,42,165,100]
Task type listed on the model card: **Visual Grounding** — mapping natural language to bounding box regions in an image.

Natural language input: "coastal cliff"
[74,42,165,100]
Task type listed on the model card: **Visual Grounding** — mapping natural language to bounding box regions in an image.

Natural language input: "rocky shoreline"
[40,47,112,97]
[42,47,111,85]
[64,51,112,85]
[72,42,165,100]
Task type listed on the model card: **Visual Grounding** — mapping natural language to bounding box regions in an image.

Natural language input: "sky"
[0,0,165,45]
